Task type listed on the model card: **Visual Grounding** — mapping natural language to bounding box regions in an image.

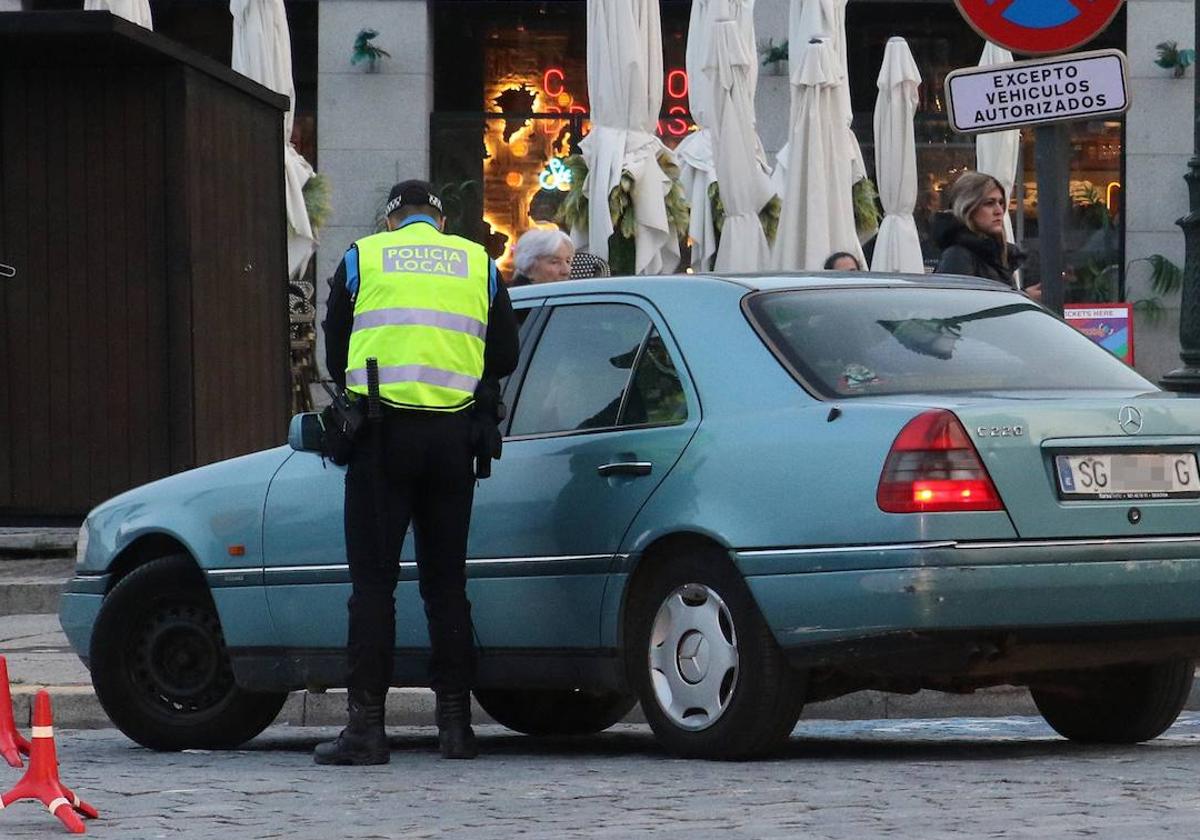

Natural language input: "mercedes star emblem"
[1118,405,1143,435]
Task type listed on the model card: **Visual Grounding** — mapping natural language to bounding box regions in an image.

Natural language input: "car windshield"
[748,286,1155,398]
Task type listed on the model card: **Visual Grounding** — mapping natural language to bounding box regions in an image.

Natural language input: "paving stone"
[2,718,1200,838]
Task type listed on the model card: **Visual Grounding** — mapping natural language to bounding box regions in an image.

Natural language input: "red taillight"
[876,410,1005,513]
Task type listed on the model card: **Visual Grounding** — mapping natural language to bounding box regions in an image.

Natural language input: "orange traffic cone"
[0,656,30,768]
[1,691,98,834]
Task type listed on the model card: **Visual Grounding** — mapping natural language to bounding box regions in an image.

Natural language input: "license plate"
[1055,453,1200,500]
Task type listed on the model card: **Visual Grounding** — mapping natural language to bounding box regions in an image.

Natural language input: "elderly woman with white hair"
[511,228,575,286]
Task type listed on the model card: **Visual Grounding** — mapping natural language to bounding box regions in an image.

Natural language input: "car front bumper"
[59,575,109,666]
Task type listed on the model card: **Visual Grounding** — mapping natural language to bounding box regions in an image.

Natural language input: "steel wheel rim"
[131,602,234,715]
[647,583,739,731]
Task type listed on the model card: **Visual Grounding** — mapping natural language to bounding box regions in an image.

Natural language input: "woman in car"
[511,228,575,286]
[933,171,1040,300]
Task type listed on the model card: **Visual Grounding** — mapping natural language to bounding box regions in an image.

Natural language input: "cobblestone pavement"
[4,716,1200,839]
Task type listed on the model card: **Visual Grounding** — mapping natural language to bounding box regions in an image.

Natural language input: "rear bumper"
[737,538,1200,657]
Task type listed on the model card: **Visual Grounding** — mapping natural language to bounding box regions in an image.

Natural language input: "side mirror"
[288,412,324,452]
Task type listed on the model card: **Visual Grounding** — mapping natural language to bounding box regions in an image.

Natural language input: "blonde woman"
[933,171,1039,300]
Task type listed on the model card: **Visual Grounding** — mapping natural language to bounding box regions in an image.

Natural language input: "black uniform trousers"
[344,406,477,697]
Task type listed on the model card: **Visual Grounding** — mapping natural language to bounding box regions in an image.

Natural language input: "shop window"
[433,1,693,276]
[1017,120,1123,301]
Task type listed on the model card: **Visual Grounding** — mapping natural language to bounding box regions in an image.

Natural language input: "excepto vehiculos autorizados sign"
[944,48,1129,134]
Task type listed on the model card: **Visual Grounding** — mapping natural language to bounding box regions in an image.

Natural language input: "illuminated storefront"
[433,0,696,275]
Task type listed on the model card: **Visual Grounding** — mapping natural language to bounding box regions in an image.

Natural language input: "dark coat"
[932,211,1026,288]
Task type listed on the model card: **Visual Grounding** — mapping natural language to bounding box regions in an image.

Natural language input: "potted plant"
[759,38,789,76]
[352,29,391,73]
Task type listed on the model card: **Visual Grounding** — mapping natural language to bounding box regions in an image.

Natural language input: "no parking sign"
[954,0,1126,55]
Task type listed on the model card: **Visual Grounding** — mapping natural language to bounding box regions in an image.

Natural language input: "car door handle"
[597,461,653,477]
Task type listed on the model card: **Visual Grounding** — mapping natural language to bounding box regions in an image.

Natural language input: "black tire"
[1031,660,1194,744]
[625,546,806,760]
[474,688,636,736]
[90,555,288,751]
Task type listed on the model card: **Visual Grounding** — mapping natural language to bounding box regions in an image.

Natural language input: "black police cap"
[385,180,444,217]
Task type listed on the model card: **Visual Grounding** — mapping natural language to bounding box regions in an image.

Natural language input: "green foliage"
[352,29,391,69]
[759,38,790,67]
[1155,41,1196,78]
[1070,261,1118,303]
[302,173,331,233]
[853,177,881,239]
[1071,182,1110,229]
[1129,254,1184,325]
[438,179,483,238]
[555,152,690,275]
[707,181,782,254]
[1136,254,1184,297]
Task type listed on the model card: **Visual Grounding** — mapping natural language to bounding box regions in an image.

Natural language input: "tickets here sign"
[945,49,1130,134]
[1063,303,1134,365]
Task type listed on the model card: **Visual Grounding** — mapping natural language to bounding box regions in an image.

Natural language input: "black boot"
[435,691,478,759]
[314,691,389,765]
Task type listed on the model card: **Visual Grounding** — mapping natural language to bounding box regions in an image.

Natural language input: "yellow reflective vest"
[345,219,491,410]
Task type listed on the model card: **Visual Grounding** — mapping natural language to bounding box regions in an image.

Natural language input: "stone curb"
[0,581,61,618]
[1,683,1060,732]
[16,680,1200,733]
[0,528,77,554]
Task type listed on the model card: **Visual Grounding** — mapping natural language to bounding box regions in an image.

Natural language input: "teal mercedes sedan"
[61,273,1200,759]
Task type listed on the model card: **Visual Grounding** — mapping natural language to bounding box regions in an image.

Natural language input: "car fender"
[82,447,293,649]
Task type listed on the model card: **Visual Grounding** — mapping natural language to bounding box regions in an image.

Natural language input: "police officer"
[316,180,518,765]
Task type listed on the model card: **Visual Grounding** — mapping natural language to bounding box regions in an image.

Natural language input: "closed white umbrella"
[675,130,718,273]
[707,0,772,271]
[676,0,719,272]
[870,37,924,274]
[577,0,679,275]
[772,0,863,199]
[773,36,864,270]
[84,0,152,29]
[231,0,317,281]
[975,42,1021,249]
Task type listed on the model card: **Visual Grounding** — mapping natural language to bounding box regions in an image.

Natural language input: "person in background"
[569,251,611,280]
[511,228,575,286]
[824,252,862,271]
[933,171,1039,300]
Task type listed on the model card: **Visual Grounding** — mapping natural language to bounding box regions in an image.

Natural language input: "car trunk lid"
[944,392,1200,538]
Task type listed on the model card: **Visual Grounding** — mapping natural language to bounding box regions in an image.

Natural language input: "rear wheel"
[625,546,806,759]
[1031,660,1194,744]
[90,555,288,751]
[473,688,636,735]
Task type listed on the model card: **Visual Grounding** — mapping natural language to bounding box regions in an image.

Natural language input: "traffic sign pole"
[1035,124,1069,316]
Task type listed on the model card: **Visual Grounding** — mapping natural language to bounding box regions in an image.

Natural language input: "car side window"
[509,303,650,436]
[499,306,538,396]
[618,327,688,426]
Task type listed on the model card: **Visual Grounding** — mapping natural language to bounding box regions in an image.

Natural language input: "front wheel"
[90,555,288,751]
[1031,660,1194,744]
[625,547,806,759]
[473,688,636,736]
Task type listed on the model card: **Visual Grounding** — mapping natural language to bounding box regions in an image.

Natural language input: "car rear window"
[747,287,1154,398]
